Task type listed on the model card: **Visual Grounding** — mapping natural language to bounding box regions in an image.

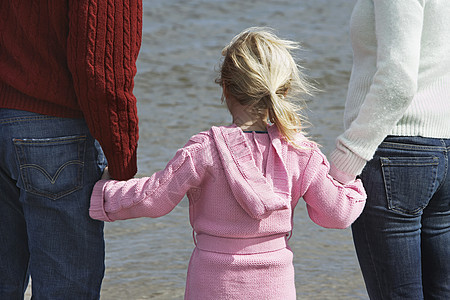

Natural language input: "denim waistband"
[380,135,450,152]
[194,233,289,254]
[0,109,56,124]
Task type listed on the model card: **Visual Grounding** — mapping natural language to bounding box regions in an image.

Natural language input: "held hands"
[101,167,112,180]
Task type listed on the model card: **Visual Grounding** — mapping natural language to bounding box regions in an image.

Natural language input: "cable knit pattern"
[0,1,142,180]
[330,0,450,182]
[90,125,366,299]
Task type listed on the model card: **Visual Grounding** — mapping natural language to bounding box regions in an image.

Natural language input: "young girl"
[90,27,366,299]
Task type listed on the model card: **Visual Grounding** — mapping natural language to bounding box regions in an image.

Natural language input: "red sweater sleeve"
[67,0,142,180]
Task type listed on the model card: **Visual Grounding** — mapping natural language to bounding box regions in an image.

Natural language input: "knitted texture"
[0,0,143,180]
[330,0,450,182]
[90,125,366,298]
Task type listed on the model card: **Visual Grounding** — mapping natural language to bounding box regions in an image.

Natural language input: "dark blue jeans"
[0,109,106,299]
[352,136,450,299]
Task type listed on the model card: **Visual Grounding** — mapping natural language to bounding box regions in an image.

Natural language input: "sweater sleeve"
[67,0,143,180]
[89,142,205,221]
[301,149,366,229]
[330,0,424,181]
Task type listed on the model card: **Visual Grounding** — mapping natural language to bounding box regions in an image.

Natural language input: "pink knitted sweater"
[90,124,366,299]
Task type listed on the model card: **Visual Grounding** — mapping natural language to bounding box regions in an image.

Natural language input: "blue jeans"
[0,109,106,299]
[352,136,450,299]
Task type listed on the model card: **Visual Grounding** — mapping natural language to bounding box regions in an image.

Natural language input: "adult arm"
[67,0,143,180]
[330,0,424,183]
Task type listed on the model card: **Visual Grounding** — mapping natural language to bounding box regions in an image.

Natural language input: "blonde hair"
[216,27,315,145]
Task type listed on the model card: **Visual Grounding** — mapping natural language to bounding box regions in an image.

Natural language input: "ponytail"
[267,91,302,142]
[216,27,316,146]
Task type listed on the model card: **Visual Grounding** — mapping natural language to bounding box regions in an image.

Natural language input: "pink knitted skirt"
[184,234,296,299]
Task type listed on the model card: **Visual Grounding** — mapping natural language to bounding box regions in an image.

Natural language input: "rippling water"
[29,0,369,299]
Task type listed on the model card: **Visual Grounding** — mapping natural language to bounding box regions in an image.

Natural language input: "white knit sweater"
[330,0,450,183]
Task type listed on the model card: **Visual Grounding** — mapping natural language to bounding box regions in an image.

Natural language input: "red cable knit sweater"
[0,1,142,180]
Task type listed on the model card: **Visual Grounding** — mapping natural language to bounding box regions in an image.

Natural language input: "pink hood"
[210,125,291,219]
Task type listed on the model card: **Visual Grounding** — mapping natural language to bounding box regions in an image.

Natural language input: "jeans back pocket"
[13,135,86,200]
[381,156,439,215]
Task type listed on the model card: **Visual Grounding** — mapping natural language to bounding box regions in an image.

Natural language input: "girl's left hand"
[101,167,112,180]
